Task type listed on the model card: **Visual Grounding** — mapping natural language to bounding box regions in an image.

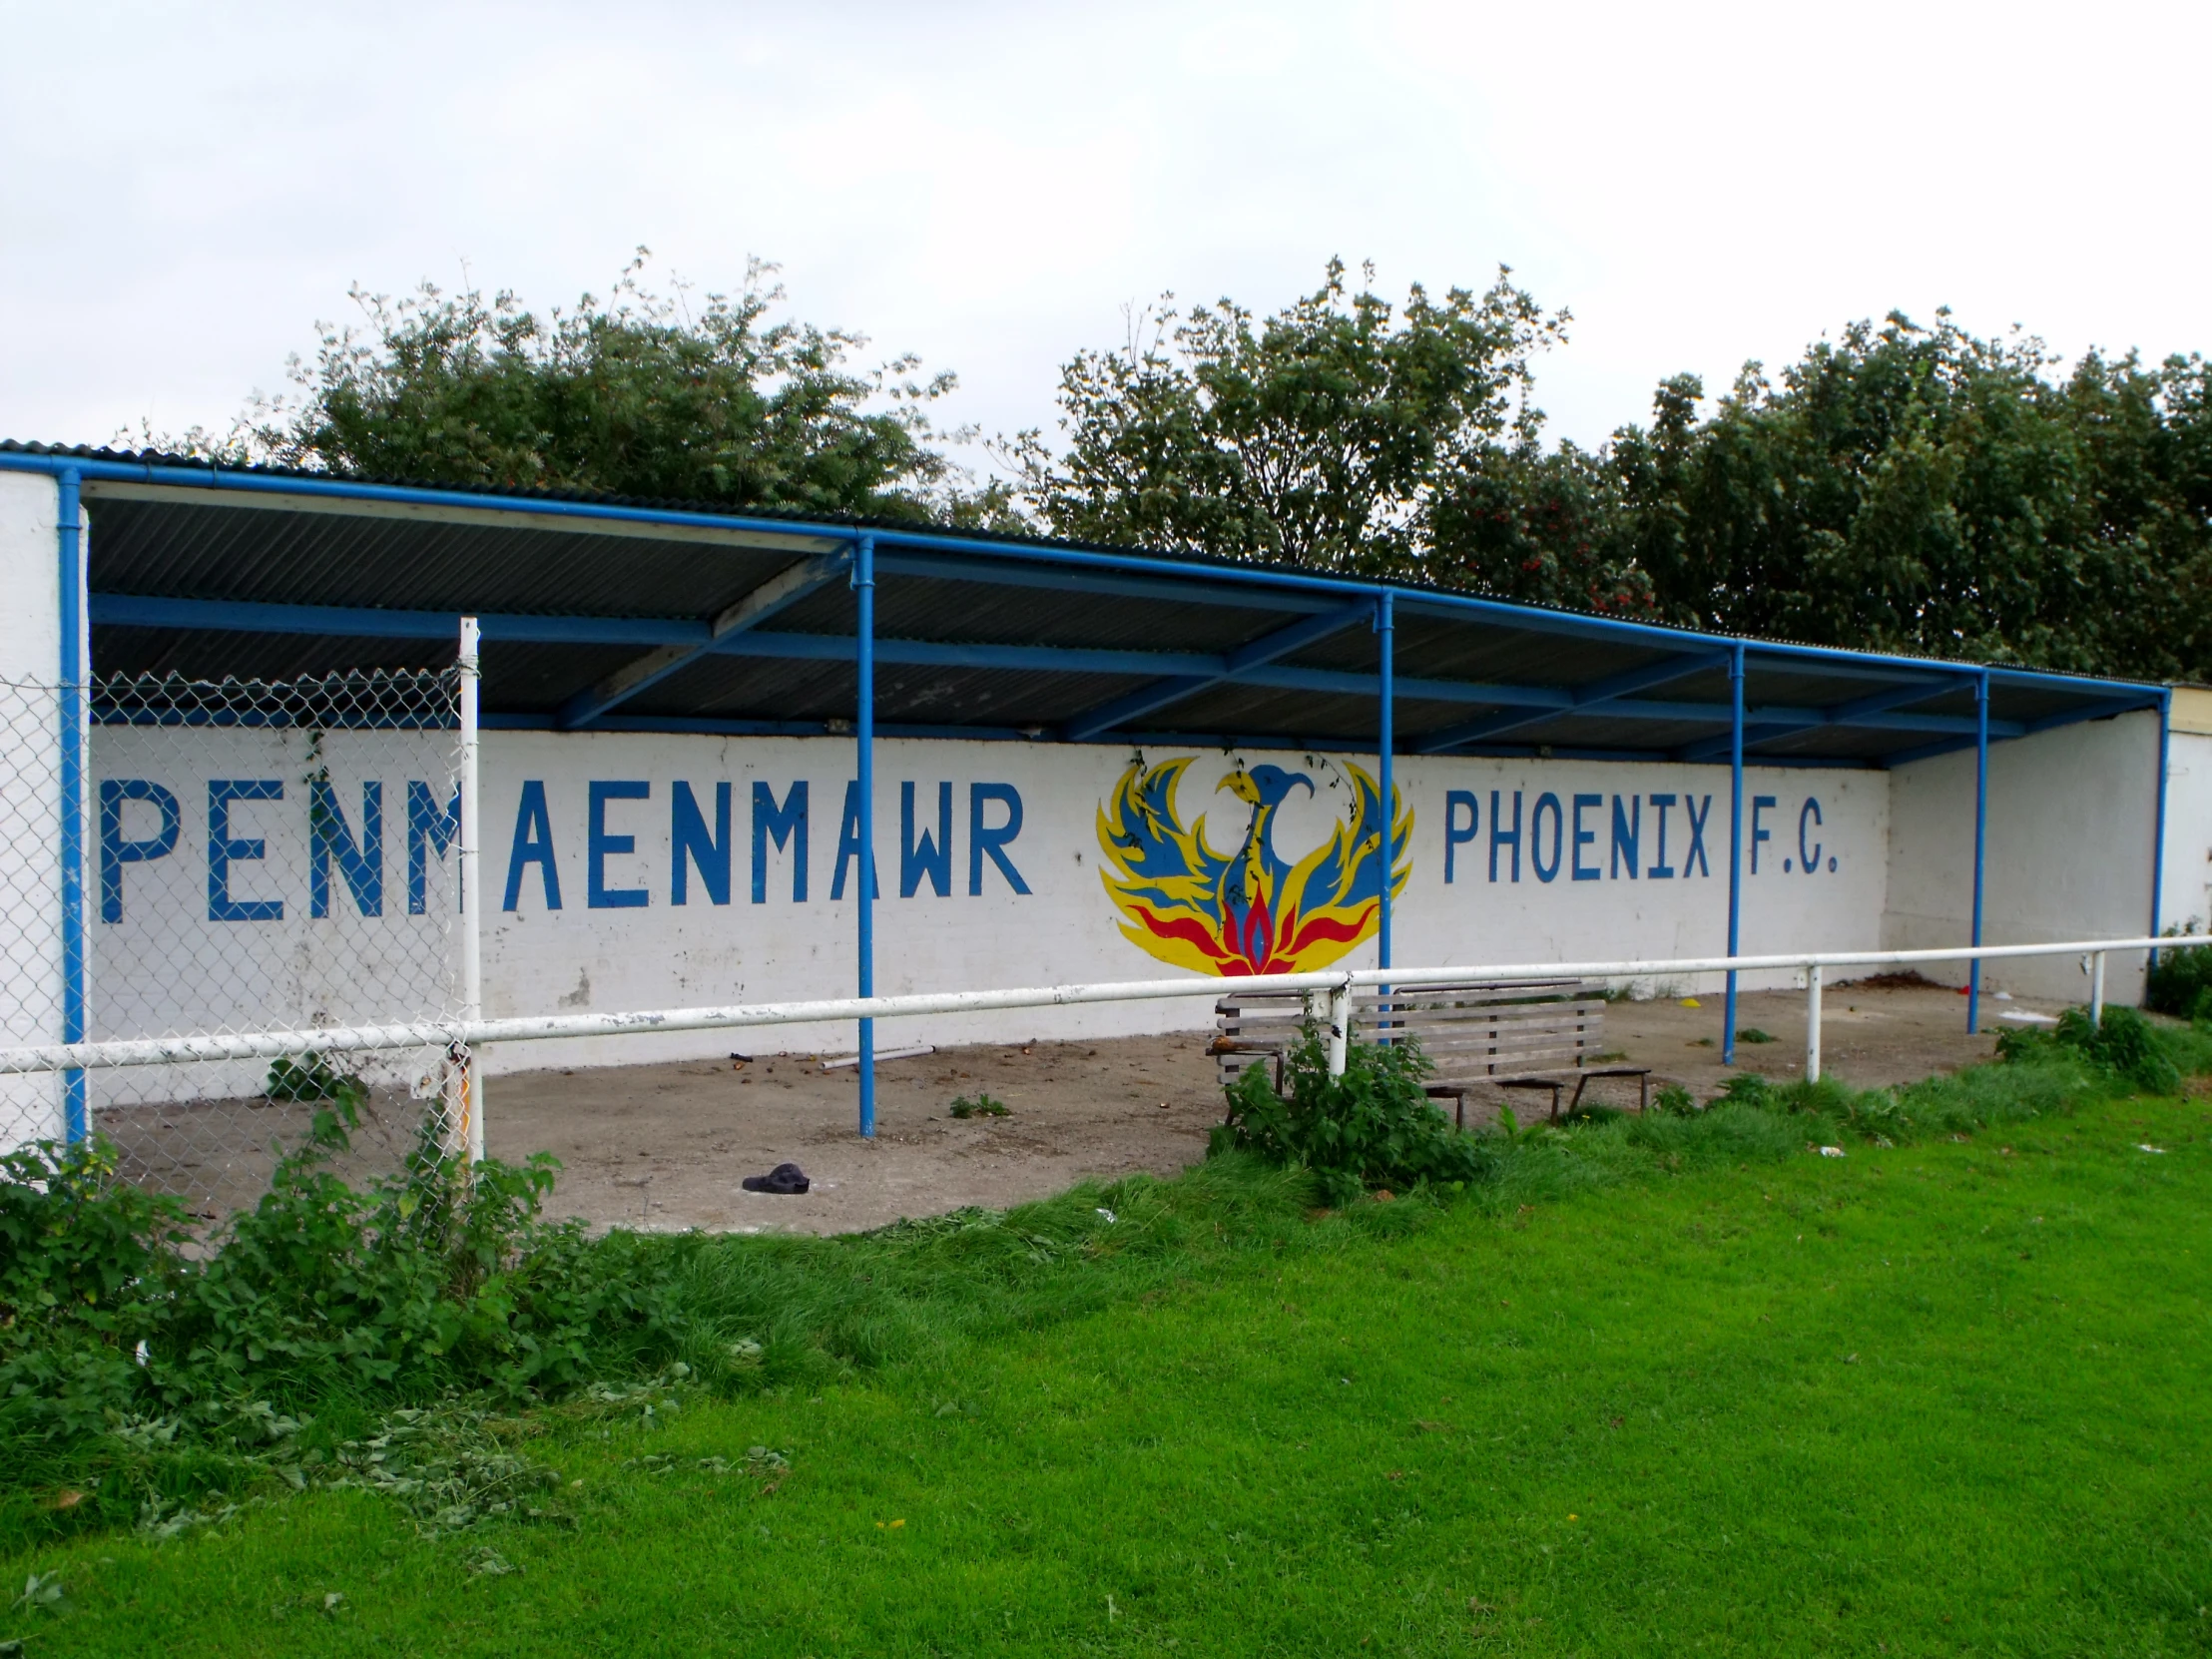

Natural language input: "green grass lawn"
[6,1090,2210,1656]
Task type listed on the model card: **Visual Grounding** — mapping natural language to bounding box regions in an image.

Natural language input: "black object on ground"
[742,1162,812,1195]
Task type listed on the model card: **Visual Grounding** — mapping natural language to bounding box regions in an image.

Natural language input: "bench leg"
[1568,1075,1590,1115]
[1548,1083,1564,1123]
[1638,1073,1648,1114]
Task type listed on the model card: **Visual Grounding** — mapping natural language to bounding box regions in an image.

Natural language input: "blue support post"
[1968,672,1989,1034]
[56,469,87,1142]
[1376,592,1393,979]
[2150,688,2171,971]
[853,533,876,1139]
[1723,644,1744,1065]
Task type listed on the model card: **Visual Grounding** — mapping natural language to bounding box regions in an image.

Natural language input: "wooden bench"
[1212,979,1651,1128]
[1362,981,1651,1126]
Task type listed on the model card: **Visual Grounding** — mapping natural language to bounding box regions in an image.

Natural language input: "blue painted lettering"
[1610,795,1640,880]
[1571,794,1602,881]
[407,781,459,915]
[1531,793,1564,883]
[831,781,879,900]
[208,780,283,922]
[99,780,179,923]
[1443,790,1478,884]
[503,781,562,911]
[1646,793,1676,878]
[1750,795,1776,874]
[309,779,382,918]
[588,781,651,908]
[969,783,1031,895]
[672,781,733,906]
[1798,797,1823,876]
[1488,790,1521,882]
[752,781,809,903]
[1684,795,1712,878]
[901,781,953,898]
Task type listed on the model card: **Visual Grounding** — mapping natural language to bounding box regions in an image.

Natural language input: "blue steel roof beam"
[1413,650,1731,755]
[1673,678,1978,763]
[697,633,2020,733]
[94,594,467,638]
[702,632,1578,709]
[91,593,712,647]
[481,707,1886,767]
[1058,602,1375,741]
[556,549,850,729]
[870,550,1337,617]
[85,595,1566,709]
[75,593,2137,745]
[1627,701,2023,739]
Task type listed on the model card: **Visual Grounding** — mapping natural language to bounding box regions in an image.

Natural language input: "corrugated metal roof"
[0,440,2161,766]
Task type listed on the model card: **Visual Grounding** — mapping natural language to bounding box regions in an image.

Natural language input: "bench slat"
[1367,997,1608,1021]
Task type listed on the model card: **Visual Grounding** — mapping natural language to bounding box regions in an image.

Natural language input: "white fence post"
[2090,951,2106,1028]
[1805,963,1823,1084]
[1326,980,1351,1078]
[457,616,484,1163]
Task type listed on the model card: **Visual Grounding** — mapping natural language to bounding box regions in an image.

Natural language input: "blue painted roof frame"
[6,449,2165,767]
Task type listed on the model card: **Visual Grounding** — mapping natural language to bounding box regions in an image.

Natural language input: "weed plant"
[2145,925,2212,1018]
[946,1093,1009,1119]
[1212,1025,1486,1204]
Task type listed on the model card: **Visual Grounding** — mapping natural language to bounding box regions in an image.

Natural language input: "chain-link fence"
[0,669,465,1215]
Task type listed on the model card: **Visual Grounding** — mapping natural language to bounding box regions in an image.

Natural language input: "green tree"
[1009,260,1651,611]
[1611,313,2212,679]
[1421,437,1654,616]
[224,252,966,520]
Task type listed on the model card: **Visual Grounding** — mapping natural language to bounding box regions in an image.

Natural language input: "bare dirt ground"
[470,979,2064,1237]
[94,980,2066,1232]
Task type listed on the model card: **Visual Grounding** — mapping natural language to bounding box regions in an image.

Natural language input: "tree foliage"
[1012,273,2212,681]
[1004,261,1655,614]
[1611,315,2212,678]
[153,250,2212,681]
[225,252,967,520]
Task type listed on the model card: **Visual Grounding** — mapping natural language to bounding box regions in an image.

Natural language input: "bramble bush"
[0,1106,684,1473]
[1994,1003,2182,1094]
[2145,929,2212,1021]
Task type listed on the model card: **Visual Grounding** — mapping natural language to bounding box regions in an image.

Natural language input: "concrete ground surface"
[475,978,2068,1237]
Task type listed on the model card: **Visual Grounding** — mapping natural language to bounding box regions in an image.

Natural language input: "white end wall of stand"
[0,471,67,1149]
[2158,692,2212,934]
[1883,710,2161,1003]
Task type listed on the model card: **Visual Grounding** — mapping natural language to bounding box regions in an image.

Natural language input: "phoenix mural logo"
[1096,758,1411,976]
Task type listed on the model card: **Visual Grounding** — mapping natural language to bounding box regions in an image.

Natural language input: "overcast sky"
[3,0,2205,477]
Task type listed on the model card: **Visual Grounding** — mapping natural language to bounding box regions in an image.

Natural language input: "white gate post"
[2089,950,2106,1029]
[0,471,69,1154]
[457,615,484,1162]
[1805,962,1823,1084]
[1326,979,1351,1079]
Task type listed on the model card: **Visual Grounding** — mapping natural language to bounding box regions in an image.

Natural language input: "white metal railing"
[0,935,2201,1091]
